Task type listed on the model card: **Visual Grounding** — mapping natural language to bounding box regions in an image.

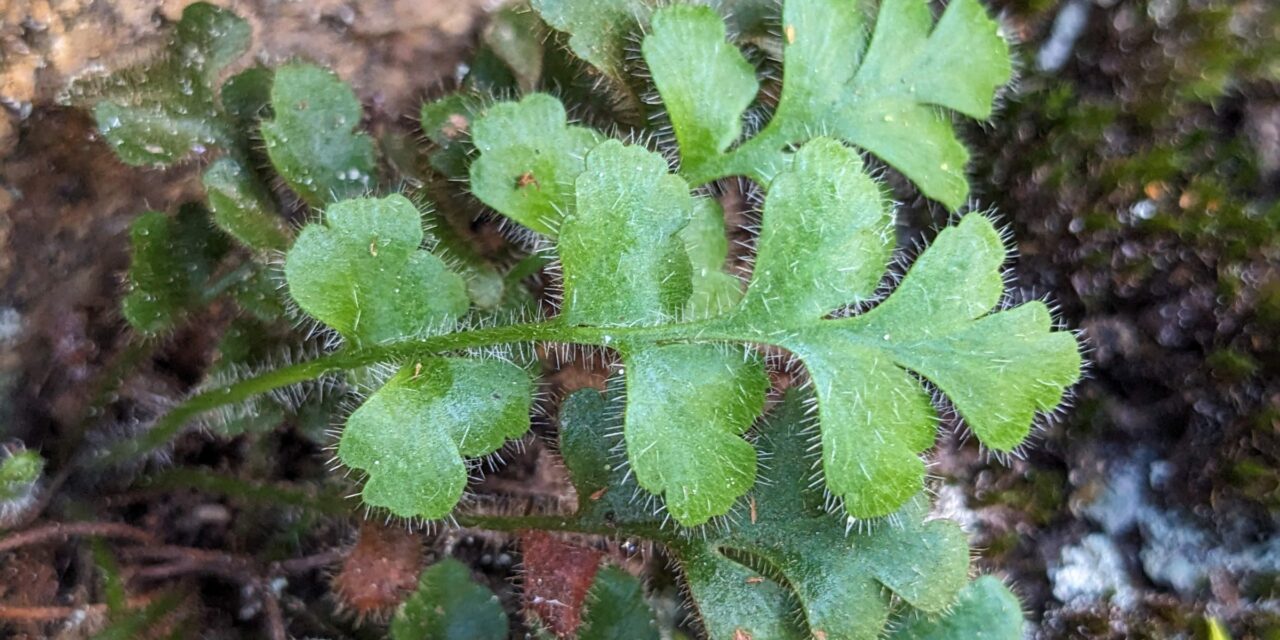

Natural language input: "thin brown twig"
[120,545,341,579]
[272,548,345,575]
[116,543,342,640]
[3,528,340,638]
[131,560,220,582]
[260,581,287,640]
[0,595,156,622]
[0,521,155,554]
[118,547,286,640]
[119,545,242,563]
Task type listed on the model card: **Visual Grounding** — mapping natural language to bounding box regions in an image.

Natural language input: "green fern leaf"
[86,6,290,257]
[391,558,508,640]
[89,3,249,166]
[559,389,978,640]
[123,205,228,334]
[284,194,468,345]
[469,94,604,236]
[202,157,290,252]
[559,140,693,325]
[578,567,660,640]
[287,0,1071,530]
[462,90,1080,523]
[261,64,376,206]
[887,575,1025,639]
[339,359,532,520]
[624,344,768,525]
[643,0,1012,207]
[735,138,892,320]
[735,140,1079,517]
[530,0,649,84]
[641,5,759,178]
[461,122,1078,522]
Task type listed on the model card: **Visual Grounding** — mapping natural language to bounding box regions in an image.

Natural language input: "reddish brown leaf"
[519,530,603,637]
[331,521,423,621]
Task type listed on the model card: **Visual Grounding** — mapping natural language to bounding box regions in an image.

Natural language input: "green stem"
[94,316,749,466]
[200,261,257,303]
[136,468,666,541]
[504,252,554,286]
[454,513,670,542]
[455,514,607,535]
[138,468,351,516]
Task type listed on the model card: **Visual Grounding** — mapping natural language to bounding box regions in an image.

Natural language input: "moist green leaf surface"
[681,198,743,318]
[122,205,228,334]
[261,64,376,206]
[712,140,1081,519]
[531,0,649,82]
[738,138,892,321]
[390,558,508,640]
[623,344,768,525]
[558,389,974,640]
[559,140,693,326]
[642,0,1012,207]
[339,359,532,519]
[577,567,660,640]
[202,157,289,252]
[469,94,604,236]
[89,3,248,165]
[643,5,758,177]
[284,194,468,345]
[483,6,547,94]
[887,576,1026,640]
[94,104,230,167]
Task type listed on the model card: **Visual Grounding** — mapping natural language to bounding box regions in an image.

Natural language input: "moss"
[984,530,1021,558]
[976,468,1067,527]
[1207,349,1260,382]
[1256,279,1280,328]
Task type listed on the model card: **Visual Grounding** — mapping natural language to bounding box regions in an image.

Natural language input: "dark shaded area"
[932,0,1279,637]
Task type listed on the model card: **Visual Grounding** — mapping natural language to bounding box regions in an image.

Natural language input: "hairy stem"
[455,513,667,540]
[200,261,258,303]
[94,316,750,466]
[138,468,351,516]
